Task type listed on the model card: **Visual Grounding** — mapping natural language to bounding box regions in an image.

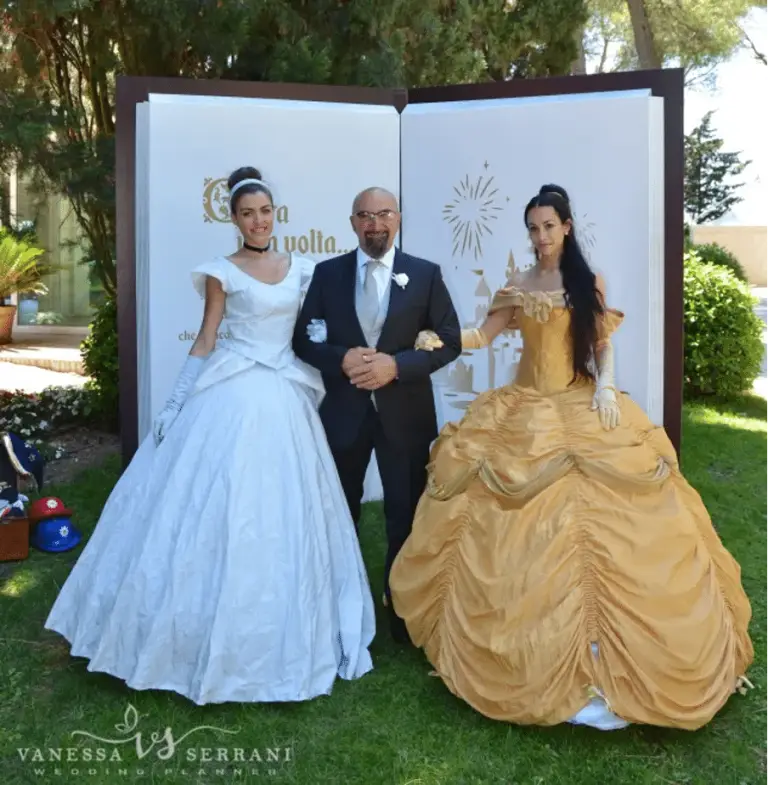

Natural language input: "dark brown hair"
[227,166,273,213]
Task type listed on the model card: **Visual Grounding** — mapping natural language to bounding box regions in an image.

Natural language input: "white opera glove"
[590,340,621,430]
[152,355,206,446]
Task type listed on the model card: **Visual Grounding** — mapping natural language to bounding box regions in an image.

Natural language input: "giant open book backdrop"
[117,71,684,499]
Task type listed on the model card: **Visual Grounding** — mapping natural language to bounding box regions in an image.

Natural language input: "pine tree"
[684,111,751,224]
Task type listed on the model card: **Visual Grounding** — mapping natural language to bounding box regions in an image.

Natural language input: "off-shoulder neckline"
[494,286,624,318]
[498,285,565,297]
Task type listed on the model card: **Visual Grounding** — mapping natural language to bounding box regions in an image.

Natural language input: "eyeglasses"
[353,210,398,223]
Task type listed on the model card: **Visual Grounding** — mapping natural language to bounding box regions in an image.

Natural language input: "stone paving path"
[0,361,87,394]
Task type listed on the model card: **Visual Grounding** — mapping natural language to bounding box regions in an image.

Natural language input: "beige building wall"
[6,172,94,327]
[691,225,767,287]
[34,190,92,324]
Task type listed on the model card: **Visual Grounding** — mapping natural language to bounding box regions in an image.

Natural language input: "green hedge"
[80,295,119,429]
[688,241,748,282]
[683,251,763,397]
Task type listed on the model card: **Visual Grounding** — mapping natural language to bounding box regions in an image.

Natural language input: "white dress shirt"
[356,245,395,308]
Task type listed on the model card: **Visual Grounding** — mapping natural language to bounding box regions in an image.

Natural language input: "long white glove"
[153,355,205,445]
[590,340,621,430]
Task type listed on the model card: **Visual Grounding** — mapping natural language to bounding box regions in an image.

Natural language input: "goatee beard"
[362,233,389,258]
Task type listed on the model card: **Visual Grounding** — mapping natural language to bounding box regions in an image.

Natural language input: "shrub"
[0,387,95,459]
[690,241,748,282]
[683,251,763,397]
[80,295,119,429]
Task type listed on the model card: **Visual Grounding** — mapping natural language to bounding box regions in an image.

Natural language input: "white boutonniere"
[392,273,409,289]
[306,318,327,344]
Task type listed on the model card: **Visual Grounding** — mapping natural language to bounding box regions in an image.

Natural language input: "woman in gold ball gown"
[389,184,753,731]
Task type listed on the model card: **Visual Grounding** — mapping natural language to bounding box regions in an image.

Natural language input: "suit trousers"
[330,401,430,599]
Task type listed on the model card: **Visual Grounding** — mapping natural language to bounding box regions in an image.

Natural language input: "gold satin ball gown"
[389,286,754,730]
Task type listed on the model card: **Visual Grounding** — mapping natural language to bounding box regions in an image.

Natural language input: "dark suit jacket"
[292,249,461,450]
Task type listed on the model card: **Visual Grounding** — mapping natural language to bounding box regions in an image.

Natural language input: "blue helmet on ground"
[31,516,82,553]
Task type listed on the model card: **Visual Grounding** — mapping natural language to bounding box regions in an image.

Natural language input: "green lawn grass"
[0,395,765,785]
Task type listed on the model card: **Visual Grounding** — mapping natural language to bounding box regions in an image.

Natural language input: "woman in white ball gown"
[45,167,376,705]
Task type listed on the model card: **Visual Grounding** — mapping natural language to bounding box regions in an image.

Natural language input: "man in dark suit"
[293,187,461,642]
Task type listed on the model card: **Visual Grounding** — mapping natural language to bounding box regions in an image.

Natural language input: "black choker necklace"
[243,242,270,253]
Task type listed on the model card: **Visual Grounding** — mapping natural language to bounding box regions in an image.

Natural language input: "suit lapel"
[339,251,367,346]
[377,249,408,349]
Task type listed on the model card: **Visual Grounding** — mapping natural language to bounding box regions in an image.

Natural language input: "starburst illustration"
[577,213,597,253]
[443,168,504,261]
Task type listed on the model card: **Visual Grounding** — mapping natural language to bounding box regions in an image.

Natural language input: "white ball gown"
[45,254,376,705]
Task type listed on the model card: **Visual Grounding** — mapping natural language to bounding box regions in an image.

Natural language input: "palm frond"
[0,232,61,300]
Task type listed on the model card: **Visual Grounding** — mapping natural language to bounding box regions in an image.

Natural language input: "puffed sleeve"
[487,286,525,330]
[489,286,523,314]
[190,258,237,299]
[293,255,317,288]
[486,270,528,328]
[291,255,318,301]
[597,308,624,345]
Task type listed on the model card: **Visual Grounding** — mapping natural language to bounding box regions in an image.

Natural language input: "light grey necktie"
[358,258,381,340]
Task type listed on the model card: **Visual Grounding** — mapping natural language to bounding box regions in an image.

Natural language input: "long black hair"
[523,184,604,383]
